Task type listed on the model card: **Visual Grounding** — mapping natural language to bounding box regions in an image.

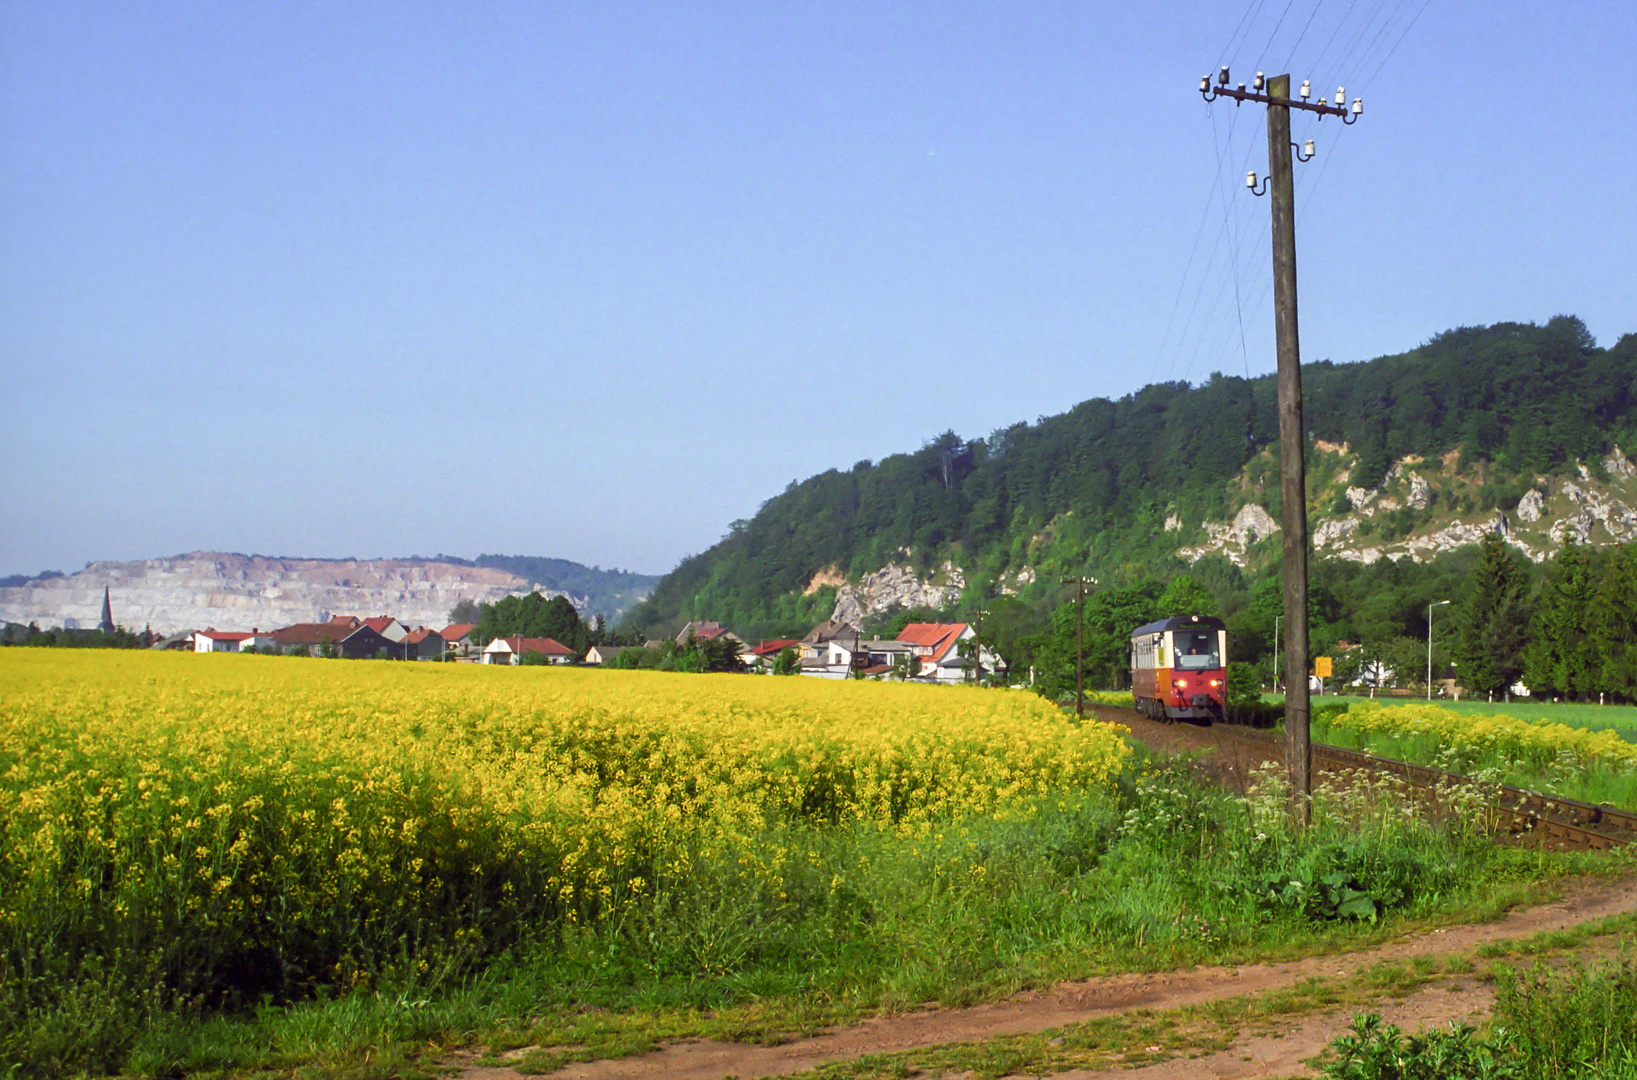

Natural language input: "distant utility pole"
[969,607,989,685]
[1059,577,1096,717]
[1200,67,1362,825]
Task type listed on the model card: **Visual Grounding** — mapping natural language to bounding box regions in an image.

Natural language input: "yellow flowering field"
[0,649,1128,1004]
[1322,701,1637,774]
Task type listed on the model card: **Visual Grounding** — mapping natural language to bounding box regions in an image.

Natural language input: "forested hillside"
[628,317,1636,646]
[436,555,658,618]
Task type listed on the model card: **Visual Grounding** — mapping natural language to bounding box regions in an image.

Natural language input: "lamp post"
[1273,614,1283,692]
[1427,600,1450,701]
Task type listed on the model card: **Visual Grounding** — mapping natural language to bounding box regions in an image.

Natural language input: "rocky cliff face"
[1172,445,1637,568]
[0,553,571,634]
[826,561,966,626]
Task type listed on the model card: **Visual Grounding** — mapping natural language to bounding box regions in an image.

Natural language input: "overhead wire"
[1164,0,1434,388]
[1362,0,1433,85]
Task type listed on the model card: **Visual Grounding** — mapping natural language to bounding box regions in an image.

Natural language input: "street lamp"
[1427,600,1451,700]
[1273,614,1283,692]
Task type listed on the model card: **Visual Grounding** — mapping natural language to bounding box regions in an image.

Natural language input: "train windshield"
[1173,630,1220,670]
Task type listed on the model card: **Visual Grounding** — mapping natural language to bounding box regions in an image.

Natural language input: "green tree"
[1453,532,1531,698]
[1593,544,1637,702]
[1157,573,1219,617]
[1524,541,1600,699]
[475,592,590,655]
[770,646,800,676]
[1033,578,1162,699]
[447,599,482,625]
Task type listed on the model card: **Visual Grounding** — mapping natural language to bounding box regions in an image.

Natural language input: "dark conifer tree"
[1593,544,1637,702]
[1524,541,1600,699]
[1453,532,1531,698]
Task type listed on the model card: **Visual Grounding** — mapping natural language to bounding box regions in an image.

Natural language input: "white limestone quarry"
[0,553,570,634]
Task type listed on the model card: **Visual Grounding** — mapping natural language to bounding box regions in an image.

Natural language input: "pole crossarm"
[1200,83,1358,121]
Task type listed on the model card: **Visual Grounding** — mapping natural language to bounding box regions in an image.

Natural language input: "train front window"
[1174,630,1220,670]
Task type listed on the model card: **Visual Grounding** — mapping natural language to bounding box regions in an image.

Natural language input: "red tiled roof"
[198,630,253,641]
[328,615,360,626]
[750,639,800,657]
[895,623,968,661]
[272,623,352,646]
[492,635,575,656]
[405,628,439,645]
[441,623,476,640]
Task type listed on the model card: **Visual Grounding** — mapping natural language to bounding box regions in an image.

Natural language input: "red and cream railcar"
[1130,614,1228,721]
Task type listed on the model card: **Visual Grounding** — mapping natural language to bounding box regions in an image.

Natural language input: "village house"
[825,638,916,677]
[895,622,1005,682]
[798,619,860,662]
[745,639,801,670]
[361,616,410,643]
[240,629,277,652]
[403,627,448,660]
[583,643,630,665]
[194,629,253,653]
[148,630,197,651]
[270,621,399,659]
[482,635,576,665]
[440,623,477,657]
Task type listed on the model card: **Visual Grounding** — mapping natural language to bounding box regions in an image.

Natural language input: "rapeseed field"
[0,651,1127,1020]
[1314,701,1637,808]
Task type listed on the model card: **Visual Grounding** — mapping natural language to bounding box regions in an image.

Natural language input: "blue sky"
[3,1,1633,578]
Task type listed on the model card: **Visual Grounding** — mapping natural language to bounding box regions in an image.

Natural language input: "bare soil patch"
[446,874,1637,1080]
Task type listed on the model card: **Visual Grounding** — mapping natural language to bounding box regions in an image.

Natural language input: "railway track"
[1309,741,1637,852]
[1106,706,1637,853]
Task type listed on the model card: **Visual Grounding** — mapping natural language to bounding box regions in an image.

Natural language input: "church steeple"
[99,587,115,635]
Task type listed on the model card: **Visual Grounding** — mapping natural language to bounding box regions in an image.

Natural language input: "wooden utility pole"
[1266,73,1312,824]
[1200,68,1362,826]
[1059,577,1096,717]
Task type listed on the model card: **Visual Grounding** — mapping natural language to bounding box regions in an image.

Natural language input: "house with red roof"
[482,635,576,665]
[440,623,477,657]
[676,620,744,646]
[404,627,448,660]
[195,629,254,653]
[745,639,801,670]
[270,621,399,659]
[361,616,409,643]
[894,622,1005,682]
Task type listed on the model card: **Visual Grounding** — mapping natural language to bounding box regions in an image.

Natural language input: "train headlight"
[1210,679,1220,687]
[1176,679,1187,688]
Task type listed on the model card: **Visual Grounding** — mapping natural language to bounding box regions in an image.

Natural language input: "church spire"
[99,586,115,634]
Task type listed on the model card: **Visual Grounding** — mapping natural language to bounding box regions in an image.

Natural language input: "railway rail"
[1310,741,1637,852]
[1107,706,1637,854]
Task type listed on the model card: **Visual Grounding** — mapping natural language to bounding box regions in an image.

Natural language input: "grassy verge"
[1255,696,1637,809]
[44,757,1629,1080]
